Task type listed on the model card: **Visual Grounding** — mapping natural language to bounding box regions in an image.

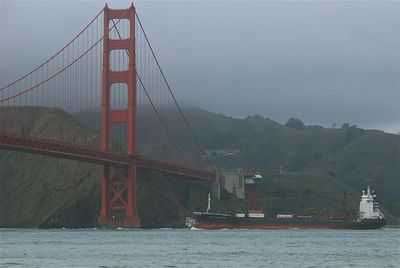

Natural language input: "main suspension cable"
[135,13,209,163]
[110,18,187,164]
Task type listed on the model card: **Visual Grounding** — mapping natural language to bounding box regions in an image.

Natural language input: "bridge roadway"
[0,132,215,182]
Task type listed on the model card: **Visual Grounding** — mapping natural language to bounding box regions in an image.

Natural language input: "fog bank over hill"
[1,1,399,133]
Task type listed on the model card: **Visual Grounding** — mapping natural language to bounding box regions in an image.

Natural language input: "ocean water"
[0,228,399,267]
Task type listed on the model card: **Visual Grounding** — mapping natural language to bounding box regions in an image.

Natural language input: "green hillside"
[0,106,399,227]
[0,107,241,228]
[184,106,400,222]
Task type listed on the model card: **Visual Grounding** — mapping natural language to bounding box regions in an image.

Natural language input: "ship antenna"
[207,193,211,213]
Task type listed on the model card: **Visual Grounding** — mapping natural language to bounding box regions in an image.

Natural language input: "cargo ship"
[186,186,386,230]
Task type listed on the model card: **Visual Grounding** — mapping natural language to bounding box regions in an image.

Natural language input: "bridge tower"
[98,4,140,228]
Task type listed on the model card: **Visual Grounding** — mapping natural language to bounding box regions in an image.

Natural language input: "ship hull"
[192,213,386,230]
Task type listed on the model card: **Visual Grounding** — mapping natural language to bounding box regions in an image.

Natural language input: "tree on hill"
[285,118,305,129]
[341,123,350,129]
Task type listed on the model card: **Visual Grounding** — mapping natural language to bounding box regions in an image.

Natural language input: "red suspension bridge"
[0,4,216,228]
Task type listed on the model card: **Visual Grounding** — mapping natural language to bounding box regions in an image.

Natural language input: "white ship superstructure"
[358,186,384,221]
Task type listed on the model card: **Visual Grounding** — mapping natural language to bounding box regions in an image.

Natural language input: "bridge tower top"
[101,4,136,155]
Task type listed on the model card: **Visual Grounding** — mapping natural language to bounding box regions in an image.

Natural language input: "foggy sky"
[1,1,399,133]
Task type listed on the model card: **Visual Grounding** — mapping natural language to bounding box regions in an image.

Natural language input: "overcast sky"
[1,1,399,133]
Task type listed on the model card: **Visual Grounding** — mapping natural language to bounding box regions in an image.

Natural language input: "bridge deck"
[0,132,215,181]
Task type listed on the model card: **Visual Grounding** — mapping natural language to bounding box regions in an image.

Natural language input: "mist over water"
[1,228,399,267]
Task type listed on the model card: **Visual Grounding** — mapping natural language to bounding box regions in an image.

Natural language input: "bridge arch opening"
[109,50,129,71]
[108,19,130,40]
[110,83,128,110]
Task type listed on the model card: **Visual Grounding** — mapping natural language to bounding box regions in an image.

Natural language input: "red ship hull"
[192,212,386,230]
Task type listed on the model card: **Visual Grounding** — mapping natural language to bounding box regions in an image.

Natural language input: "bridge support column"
[99,166,110,220]
[125,160,140,226]
[98,163,140,228]
[98,4,140,228]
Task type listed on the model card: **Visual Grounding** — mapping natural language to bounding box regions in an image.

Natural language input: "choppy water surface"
[0,228,399,267]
